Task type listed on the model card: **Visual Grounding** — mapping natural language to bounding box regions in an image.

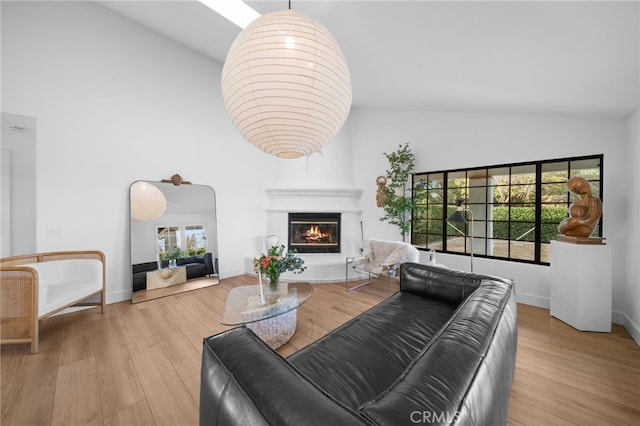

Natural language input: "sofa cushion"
[287,292,455,410]
[185,263,208,280]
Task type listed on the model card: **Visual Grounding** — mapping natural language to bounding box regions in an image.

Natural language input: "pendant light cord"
[289,0,291,10]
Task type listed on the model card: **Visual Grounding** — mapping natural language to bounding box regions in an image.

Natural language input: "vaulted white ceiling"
[97,0,639,118]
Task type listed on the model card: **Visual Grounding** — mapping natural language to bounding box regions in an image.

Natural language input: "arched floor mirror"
[130,174,219,303]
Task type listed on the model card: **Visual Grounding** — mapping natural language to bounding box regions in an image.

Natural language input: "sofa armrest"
[203,252,215,275]
[200,327,365,426]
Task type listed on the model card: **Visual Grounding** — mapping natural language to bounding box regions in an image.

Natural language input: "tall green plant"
[380,143,415,241]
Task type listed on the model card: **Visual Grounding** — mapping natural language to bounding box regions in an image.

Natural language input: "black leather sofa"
[132,252,216,292]
[200,262,517,426]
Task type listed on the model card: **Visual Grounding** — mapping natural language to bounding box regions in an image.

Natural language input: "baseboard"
[515,292,549,309]
[223,267,248,279]
[514,297,640,346]
[108,288,132,304]
[616,311,640,346]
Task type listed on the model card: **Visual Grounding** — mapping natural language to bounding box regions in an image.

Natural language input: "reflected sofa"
[132,252,216,291]
[200,262,518,426]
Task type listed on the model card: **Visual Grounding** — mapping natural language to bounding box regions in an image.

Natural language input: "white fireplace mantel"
[265,187,362,212]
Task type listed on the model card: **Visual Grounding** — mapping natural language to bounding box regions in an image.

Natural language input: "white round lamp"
[221,9,352,159]
[130,181,167,221]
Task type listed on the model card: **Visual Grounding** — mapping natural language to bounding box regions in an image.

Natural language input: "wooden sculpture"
[376,176,388,207]
[557,176,602,238]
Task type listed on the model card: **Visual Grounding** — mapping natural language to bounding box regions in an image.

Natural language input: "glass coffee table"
[221,282,313,349]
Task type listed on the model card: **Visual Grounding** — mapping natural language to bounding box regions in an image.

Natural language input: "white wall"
[351,109,630,320]
[1,1,273,302]
[625,109,640,342]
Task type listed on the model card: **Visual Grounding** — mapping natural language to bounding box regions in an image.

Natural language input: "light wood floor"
[1,275,639,425]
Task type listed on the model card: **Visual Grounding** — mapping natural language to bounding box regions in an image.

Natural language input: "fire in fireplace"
[288,213,341,253]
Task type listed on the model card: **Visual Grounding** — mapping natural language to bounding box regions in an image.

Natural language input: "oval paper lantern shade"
[221,10,352,159]
[130,181,167,221]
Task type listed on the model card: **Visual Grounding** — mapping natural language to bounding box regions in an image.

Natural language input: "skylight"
[198,0,260,29]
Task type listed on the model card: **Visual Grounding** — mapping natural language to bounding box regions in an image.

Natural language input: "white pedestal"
[550,240,612,332]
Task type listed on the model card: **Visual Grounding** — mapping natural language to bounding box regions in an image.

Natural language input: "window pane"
[487,167,510,204]
[448,171,467,201]
[470,204,487,220]
[589,182,601,199]
[412,232,426,246]
[489,220,508,240]
[489,238,509,257]
[541,223,560,243]
[510,204,535,222]
[510,184,536,204]
[185,225,207,255]
[511,164,536,184]
[540,243,551,263]
[542,161,568,183]
[468,169,487,187]
[542,182,568,202]
[570,158,601,180]
[157,226,179,256]
[488,167,510,177]
[413,205,428,220]
[510,222,536,242]
[427,219,444,234]
[471,237,486,255]
[427,205,444,220]
[510,241,535,261]
[427,189,444,203]
[446,234,467,253]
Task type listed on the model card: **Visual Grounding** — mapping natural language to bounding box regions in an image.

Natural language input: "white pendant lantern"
[221,9,352,159]
[130,181,167,221]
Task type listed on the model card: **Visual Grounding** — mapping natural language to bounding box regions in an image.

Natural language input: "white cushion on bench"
[23,259,103,317]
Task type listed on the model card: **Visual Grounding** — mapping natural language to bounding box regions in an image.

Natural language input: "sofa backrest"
[399,262,510,306]
[132,261,157,274]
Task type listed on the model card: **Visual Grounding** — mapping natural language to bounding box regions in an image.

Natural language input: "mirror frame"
[130,178,219,303]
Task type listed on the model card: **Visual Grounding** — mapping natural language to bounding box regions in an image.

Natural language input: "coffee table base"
[246,309,297,350]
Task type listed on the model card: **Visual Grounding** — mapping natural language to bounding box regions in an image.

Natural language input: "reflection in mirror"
[130,179,219,303]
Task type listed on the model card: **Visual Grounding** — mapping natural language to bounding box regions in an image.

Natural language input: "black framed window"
[412,155,602,265]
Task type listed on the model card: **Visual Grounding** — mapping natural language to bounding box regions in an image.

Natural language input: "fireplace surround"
[288,213,341,254]
[262,187,363,282]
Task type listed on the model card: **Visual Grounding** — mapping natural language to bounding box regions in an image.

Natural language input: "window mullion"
[534,162,542,263]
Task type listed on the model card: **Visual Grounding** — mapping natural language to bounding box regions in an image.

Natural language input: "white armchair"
[345,239,420,295]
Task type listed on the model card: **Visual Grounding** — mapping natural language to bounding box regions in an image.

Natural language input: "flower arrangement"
[253,245,306,291]
[159,246,187,261]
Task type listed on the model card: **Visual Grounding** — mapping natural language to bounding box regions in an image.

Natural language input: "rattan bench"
[0,250,105,354]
